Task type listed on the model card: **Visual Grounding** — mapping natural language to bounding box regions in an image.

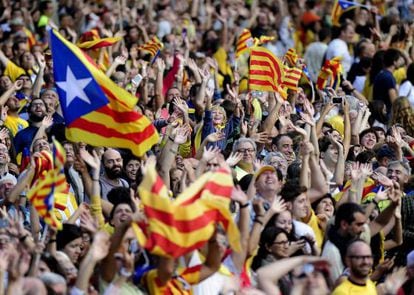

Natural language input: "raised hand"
[89,231,111,261]
[80,210,98,234]
[253,158,264,171]
[173,125,190,144]
[41,115,53,128]
[172,98,188,115]
[226,152,243,167]
[14,80,23,90]
[0,105,8,122]
[202,146,220,163]
[249,131,269,144]
[79,149,101,172]
[206,131,225,143]
[231,185,249,205]
[140,155,156,174]
[269,196,287,214]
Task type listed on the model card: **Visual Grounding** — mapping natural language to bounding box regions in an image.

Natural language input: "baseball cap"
[254,165,276,181]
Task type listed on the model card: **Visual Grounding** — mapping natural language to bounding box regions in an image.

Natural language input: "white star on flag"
[56,66,93,107]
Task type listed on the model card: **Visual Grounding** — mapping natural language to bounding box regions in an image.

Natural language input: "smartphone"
[131,74,143,87]
[332,96,342,104]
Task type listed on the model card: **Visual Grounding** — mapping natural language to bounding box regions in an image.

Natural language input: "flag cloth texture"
[282,66,303,91]
[236,29,254,58]
[249,46,286,98]
[332,0,358,26]
[316,57,343,90]
[132,165,241,258]
[49,29,159,157]
[284,48,298,67]
[138,36,164,57]
[27,139,69,230]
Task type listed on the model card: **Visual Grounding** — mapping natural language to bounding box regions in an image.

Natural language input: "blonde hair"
[211,105,227,123]
[391,97,414,136]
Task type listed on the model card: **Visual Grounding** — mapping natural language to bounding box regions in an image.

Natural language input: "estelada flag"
[49,29,159,157]
[249,46,287,98]
[331,0,358,26]
[236,29,254,58]
[139,36,164,57]
[133,165,241,258]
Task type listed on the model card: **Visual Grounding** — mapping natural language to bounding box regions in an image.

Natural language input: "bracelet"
[92,178,99,182]
[119,267,133,278]
[168,136,175,142]
[48,239,56,244]
[240,203,249,209]
[254,218,263,226]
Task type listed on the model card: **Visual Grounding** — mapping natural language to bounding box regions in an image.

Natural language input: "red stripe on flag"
[251,50,283,79]
[151,175,166,195]
[144,207,218,232]
[97,105,142,123]
[69,118,156,144]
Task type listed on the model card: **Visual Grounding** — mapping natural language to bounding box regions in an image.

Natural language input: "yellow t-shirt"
[4,115,28,136]
[4,61,25,82]
[332,278,377,295]
[304,209,324,250]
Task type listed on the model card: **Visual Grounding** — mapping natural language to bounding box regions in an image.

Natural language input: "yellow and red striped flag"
[249,46,286,98]
[236,29,254,58]
[133,165,240,258]
[282,66,303,91]
[253,35,275,47]
[284,48,298,67]
[139,36,164,57]
[50,29,159,157]
[27,139,70,230]
[316,57,343,90]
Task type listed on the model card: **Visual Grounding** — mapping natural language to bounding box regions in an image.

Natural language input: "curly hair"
[391,97,414,136]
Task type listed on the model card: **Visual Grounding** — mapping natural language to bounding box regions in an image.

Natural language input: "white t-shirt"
[399,80,414,107]
[293,220,316,254]
[325,38,353,77]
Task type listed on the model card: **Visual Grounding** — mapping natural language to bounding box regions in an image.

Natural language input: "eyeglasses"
[348,255,373,261]
[237,148,255,154]
[273,240,290,246]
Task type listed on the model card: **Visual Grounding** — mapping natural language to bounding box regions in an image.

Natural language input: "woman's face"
[267,155,288,177]
[361,132,377,150]
[0,76,12,90]
[269,232,290,259]
[315,197,334,218]
[63,237,83,264]
[125,159,140,181]
[275,211,293,233]
[375,130,385,143]
[237,142,256,164]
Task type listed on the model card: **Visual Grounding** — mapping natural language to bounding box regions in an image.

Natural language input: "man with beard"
[13,98,48,156]
[99,148,129,200]
[1,80,28,136]
[332,240,376,294]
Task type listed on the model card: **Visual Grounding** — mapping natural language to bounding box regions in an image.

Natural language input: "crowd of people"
[0,0,414,294]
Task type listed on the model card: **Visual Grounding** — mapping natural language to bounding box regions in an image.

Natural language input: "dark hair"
[280,179,307,203]
[355,150,376,163]
[56,224,82,250]
[312,193,336,213]
[383,48,402,68]
[272,133,291,147]
[369,50,385,84]
[107,187,132,206]
[334,203,365,229]
[368,100,388,125]
[287,163,301,180]
[359,128,378,144]
[318,136,331,153]
[252,226,290,270]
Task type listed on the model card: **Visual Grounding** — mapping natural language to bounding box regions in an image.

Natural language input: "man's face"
[0,76,12,90]
[6,95,20,112]
[166,88,181,102]
[103,149,123,179]
[0,181,14,198]
[342,25,355,44]
[387,163,408,187]
[236,142,255,164]
[111,203,133,228]
[346,242,373,279]
[255,170,280,193]
[276,136,294,163]
[322,143,339,164]
[63,143,74,165]
[0,144,10,165]
[29,99,47,121]
[291,193,308,219]
[345,212,366,237]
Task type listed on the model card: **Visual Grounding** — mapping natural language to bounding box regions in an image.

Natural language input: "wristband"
[240,203,249,209]
[168,136,175,142]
